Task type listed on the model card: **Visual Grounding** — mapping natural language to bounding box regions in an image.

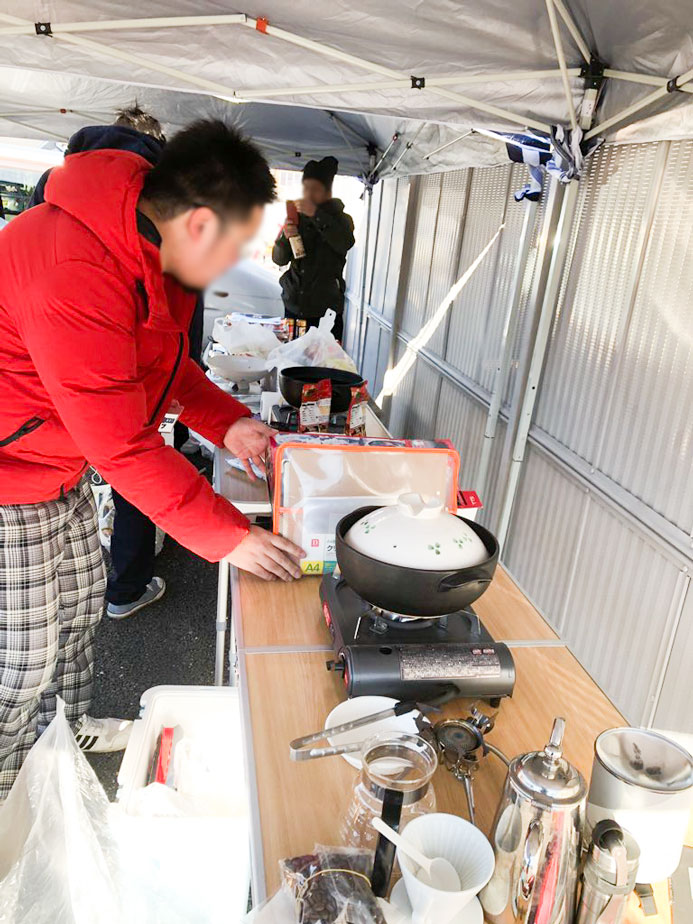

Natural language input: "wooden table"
[231,566,680,922]
[217,419,679,922]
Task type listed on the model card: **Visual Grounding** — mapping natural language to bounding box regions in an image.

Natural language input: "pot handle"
[438,568,492,591]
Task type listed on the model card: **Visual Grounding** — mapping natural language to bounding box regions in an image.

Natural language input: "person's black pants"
[284,308,343,342]
[105,295,215,604]
[106,490,156,604]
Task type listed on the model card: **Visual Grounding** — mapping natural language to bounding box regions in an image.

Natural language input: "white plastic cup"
[397,813,495,924]
[260,390,283,422]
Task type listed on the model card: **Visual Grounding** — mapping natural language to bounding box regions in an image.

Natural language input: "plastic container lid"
[595,727,693,793]
[509,717,587,806]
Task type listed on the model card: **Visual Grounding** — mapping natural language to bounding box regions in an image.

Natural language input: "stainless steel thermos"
[575,819,639,924]
[480,717,587,924]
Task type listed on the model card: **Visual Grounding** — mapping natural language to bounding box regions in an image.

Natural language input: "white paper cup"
[397,813,494,924]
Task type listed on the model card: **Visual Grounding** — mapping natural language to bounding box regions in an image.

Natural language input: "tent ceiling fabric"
[0,1,691,177]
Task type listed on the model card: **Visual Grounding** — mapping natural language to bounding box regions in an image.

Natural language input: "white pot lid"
[344,492,489,570]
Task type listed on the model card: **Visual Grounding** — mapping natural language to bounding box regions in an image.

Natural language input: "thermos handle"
[514,819,543,918]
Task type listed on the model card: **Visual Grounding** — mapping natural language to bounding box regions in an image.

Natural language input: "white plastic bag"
[90,474,165,557]
[213,316,280,358]
[266,311,358,374]
[0,699,125,924]
[0,701,241,924]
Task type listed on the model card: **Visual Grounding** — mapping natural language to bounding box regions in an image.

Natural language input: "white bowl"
[345,493,489,571]
[207,353,268,385]
[324,696,420,770]
[397,813,495,923]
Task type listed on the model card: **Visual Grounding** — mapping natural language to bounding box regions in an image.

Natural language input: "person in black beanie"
[272,155,354,341]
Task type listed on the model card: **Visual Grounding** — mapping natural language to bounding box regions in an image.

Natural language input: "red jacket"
[0,150,251,561]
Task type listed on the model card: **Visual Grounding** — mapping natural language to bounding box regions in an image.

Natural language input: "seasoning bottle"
[285,200,305,259]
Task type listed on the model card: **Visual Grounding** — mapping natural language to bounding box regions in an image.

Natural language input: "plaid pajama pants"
[0,477,106,797]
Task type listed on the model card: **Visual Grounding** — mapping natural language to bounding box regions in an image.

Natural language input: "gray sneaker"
[107,576,166,620]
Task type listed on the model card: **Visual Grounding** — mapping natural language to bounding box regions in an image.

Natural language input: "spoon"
[371,816,461,892]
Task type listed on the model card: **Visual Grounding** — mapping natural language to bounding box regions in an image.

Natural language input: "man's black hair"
[141,119,276,221]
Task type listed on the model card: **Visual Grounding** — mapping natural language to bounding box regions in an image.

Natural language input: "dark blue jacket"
[29,125,164,208]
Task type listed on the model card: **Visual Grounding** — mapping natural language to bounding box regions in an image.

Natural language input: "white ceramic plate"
[389,880,483,924]
[324,696,421,770]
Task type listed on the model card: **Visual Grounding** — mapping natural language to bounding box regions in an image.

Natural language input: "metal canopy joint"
[34,22,51,36]
[410,75,426,89]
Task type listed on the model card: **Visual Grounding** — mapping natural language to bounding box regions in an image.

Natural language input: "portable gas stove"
[271,404,349,433]
[320,571,515,704]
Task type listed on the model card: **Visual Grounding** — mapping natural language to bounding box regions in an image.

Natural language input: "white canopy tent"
[2,4,693,735]
[0,1,692,179]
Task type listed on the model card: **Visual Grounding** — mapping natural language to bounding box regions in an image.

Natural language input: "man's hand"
[223,417,274,480]
[226,526,305,581]
[296,198,316,218]
[283,220,299,238]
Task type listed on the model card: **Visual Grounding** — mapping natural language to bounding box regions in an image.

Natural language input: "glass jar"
[341,732,438,851]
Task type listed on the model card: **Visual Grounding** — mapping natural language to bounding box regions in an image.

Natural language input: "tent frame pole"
[241,69,578,99]
[550,0,591,63]
[545,0,578,132]
[476,197,538,502]
[0,12,245,101]
[243,16,552,132]
[423,131,474,161]
[604,69,693,94]
[0,14,248,34]
[496,180,580,551]
[391,123,427,172]
[586,62,693,139]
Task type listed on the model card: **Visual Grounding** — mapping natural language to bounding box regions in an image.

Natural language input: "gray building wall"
[345,140,693,730]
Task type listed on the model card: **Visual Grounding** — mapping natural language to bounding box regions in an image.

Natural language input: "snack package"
[298,379,332,433]
[280,845,385,924]
[345,384,369,436]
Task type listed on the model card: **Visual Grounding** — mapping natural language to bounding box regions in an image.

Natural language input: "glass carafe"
[341,732,438,851]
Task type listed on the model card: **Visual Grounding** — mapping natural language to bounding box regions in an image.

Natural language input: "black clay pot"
[335,506,499,617]
[278,366,365,414]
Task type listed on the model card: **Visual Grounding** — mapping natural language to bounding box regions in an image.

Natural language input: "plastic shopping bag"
[0,699,125,924]
[266,310,358,374]
[213,316,281,357]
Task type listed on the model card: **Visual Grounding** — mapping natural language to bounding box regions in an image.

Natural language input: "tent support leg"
[496,180,580,552]
[476,198,538,502]
[356,185,374,369]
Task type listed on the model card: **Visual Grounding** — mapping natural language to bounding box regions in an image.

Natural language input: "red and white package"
[299,379,332,432]
[346,383,369,436]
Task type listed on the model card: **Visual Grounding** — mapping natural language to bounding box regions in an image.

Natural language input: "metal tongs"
[289,685,461,761]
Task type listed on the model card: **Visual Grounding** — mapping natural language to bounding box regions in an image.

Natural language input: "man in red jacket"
[0,120,303,794]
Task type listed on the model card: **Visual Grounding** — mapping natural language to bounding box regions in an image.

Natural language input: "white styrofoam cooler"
[115,685,250,923]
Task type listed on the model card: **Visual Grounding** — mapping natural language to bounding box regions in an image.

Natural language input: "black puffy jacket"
[272,198,355,319]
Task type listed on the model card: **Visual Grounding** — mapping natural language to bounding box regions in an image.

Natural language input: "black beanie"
[302,155,338,188]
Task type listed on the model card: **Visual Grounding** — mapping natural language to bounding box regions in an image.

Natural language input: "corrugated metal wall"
[346,140,693,731]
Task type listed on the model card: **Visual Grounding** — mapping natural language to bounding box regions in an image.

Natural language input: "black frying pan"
[278,366,365,414]
[335,506,499,617]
